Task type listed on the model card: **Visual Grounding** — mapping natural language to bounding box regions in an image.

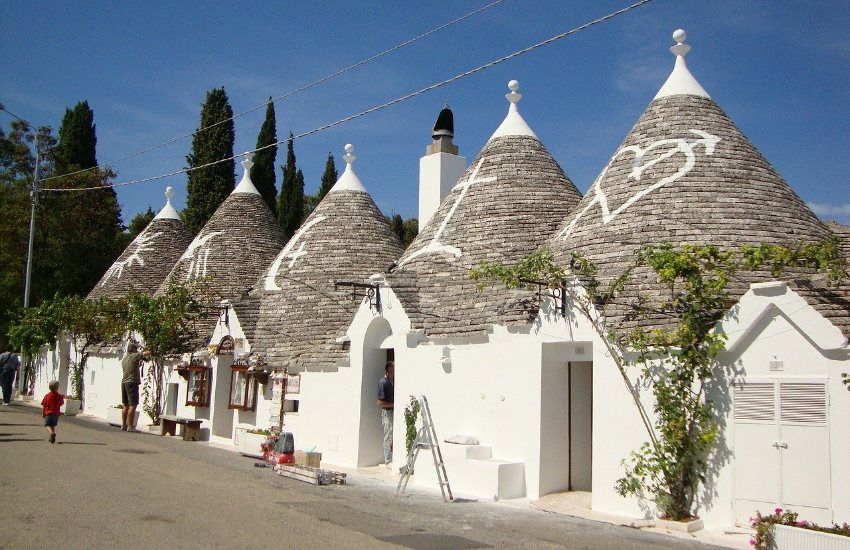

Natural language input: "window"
[185,366,211,407]
[228,364,258,411]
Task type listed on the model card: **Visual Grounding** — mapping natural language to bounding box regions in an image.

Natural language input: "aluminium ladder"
[395,395,453,502]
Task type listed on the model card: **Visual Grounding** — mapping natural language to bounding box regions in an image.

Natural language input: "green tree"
[184,87,235,233]
[391,214,405,245]
[251,99,278,212]
[56,101,97,172]
[125,279,208,424]
[276,134,305,239]
[317,152,337,202]
[51,101,125,297]
[402,218,418,248]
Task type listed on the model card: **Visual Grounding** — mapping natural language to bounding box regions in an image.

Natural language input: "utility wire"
[42,0,654,193]
[38,0,508,184]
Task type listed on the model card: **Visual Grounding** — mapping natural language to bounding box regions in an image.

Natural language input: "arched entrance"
[357,317,393,467]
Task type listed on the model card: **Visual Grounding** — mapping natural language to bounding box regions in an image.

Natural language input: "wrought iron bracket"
[335,281,381,313]
[519,279,567,317]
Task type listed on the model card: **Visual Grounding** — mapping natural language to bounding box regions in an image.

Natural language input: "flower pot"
[237,429,268,455]
[62,399,81,417]
[774,524,850,550]
[655,517,704,533]
[107,407,139,427]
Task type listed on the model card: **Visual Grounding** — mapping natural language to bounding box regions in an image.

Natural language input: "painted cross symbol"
[285,242,307,268]
[399,157,497,266]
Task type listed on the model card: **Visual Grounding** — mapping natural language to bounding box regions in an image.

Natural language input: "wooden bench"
[159,415,202,441]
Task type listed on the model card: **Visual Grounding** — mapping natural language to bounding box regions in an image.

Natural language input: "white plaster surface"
[418,152,466,230]
[489,103,537,140]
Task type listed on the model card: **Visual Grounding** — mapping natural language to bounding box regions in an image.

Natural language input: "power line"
[42,0,654,193]
[37,0,508,184]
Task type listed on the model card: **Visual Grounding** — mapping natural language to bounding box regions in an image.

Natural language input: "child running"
[41,380,65,444]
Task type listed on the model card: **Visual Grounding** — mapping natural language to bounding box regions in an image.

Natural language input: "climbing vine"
[470,239,845,521]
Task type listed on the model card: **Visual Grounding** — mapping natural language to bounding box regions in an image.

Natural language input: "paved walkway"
[0,404,721,549]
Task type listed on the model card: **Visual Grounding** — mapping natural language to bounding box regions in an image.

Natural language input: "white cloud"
[808,202,850,219]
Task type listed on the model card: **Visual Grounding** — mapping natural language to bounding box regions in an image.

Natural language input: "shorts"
[121,382,140,406]
[44,413,59,427]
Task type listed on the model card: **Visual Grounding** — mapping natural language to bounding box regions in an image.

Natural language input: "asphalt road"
[0,404,718,549]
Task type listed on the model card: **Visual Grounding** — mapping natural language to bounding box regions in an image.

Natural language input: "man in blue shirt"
[377,361,395,466]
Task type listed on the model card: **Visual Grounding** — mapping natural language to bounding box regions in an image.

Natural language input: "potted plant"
[751,508,850,549]
[62,397,81,417]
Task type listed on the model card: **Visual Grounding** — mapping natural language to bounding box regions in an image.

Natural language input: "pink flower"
[797,521,809,527]
[748,539,755,545]
[775,508,783,514]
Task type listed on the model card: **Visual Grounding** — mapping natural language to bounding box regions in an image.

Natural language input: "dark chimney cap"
[432,105,454,139]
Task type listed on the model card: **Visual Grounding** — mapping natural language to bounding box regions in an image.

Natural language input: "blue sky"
[2,1,848,224]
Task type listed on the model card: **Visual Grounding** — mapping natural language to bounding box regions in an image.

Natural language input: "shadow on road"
[0,438,42,442]
[0,432,27,436]
[377,534,491,549]
[0,423,42,426]
[57,442,107,446]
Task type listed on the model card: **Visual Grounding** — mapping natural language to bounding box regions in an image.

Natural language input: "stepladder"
[395,395,453,502]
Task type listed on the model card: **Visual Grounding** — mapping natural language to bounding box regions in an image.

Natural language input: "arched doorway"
[357,317,393,467]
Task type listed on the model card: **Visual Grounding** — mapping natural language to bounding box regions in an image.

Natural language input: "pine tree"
[124,207,155,244]
[316,152,338,202]
[276,133,297,238]
[184,87,235,233]
[252,99,277,212]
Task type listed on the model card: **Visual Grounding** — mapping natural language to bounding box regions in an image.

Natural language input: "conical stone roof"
[253,144,403,371]
[388,81,582,337]
[88,187,193,300]
[548,30,832,333]
[158,154,285,351]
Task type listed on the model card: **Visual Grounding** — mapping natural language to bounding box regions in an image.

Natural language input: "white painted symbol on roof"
[100,231,160,285]
[181,230,225,280]
[399,157,497,266]
[559,129,720,240]
[264,215,328,291]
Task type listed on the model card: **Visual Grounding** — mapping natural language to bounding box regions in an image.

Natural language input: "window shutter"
[780,383,827,425]
[734,383,775,422]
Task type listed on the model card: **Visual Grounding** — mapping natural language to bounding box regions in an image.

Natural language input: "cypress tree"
[316,152,338,202]
[288,169,305,235]
[184,87,235,233]
[252,99,277,212]
[51,101,124,295]
[276,133,297,238]
[56,101,97,173]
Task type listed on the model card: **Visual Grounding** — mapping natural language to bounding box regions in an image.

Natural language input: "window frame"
[184,366,211,407]
[228,363,258,411]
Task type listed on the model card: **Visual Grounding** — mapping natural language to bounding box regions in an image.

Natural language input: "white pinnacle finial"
[506,80,522,105]
[489,79,536,140]
[241,151,254,172]
[654,28,709,100]
[155,185,180,219]
[670,28,691,57]
[232,151,260,195]
[344,143,355,165]
[328,143,366,193]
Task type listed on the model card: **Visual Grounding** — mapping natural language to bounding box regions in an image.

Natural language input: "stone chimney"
[418,104,466,229]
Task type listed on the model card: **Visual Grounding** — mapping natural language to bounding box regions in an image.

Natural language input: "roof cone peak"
[233,152,260,195]
[330,143,367,193]
[654,28,710,100]
[154,186,180,219]
[489,80,537,141]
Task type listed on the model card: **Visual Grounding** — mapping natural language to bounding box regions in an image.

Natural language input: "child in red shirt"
[41,380,65,444]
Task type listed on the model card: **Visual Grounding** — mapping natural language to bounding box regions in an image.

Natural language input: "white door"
[733,380,831,525]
